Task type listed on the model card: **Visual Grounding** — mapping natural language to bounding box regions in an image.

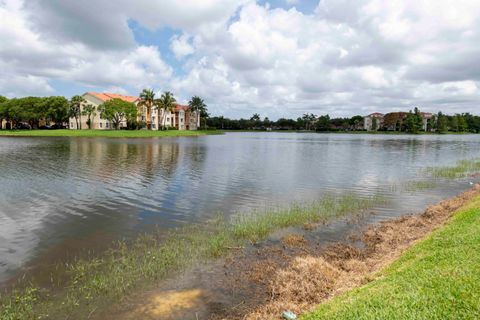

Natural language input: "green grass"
[403,180,436,192]
[0,129,221,138]
[425,158,480,179]
[0,194,383,320]
[303,195,480,320]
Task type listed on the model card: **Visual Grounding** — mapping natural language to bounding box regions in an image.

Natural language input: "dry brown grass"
[281,234,307,247]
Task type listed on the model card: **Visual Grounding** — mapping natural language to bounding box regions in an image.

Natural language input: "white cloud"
[170,34,195,60]
[1,0,480,118]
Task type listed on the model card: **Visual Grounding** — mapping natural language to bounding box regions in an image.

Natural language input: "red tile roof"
[86,92,138,103]
[175,104,190,112]
[420,112,433,119]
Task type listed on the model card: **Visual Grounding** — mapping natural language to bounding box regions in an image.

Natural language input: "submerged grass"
[403,180,436,192]
[0,194,383,320]
[303,194,480,320]
[425,158,480,179]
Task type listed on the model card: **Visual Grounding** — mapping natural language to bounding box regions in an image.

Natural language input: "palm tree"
[188,96,208,129]
[156,92,177,130]
[138,89,155,129]
[81,104,96,129]
[69,95,86,129]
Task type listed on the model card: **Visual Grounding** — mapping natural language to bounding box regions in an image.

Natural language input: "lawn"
[303,195,480,320]
[0,129,221,138]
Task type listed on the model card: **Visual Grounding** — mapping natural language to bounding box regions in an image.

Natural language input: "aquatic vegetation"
[425,158,480,179]
[0,194,383,320]
[403,180,436,192]
[232,194,384,244]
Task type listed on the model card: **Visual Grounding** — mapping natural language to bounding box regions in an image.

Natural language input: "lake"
[1,132,480,285]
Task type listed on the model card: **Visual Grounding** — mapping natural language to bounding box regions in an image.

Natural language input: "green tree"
[437,112,448,133]
[156,92,177,129]
[464,113,480,133]
[372,117,378,131]
[98,98,137,130]
[349,115,364,130]
[69,95,86,129]
[405,107,423,133]
[44,96,69,125]
[263,117,271,128]
[138,89,155,129]
[188,96,209,129]
[302,113,317,130]
[0,96,9,129]
[82,104,97,129]
[316,114,331,131]
[456,114,467,132]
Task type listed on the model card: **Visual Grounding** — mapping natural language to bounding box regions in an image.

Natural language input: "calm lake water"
[1,132,480,284]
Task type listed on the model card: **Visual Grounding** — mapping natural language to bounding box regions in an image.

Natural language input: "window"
[166,117,170,122]
[141,116,145,121]
[70,122,73,127]
[152,116,155,122]
[100,123,103,128]
[106,122,109,128]
[152,124,156,129]
[181,118,183,122]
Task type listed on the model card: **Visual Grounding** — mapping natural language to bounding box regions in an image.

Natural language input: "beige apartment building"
[69,92,200,130]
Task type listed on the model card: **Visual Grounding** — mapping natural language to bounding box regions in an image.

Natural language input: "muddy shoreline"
[101,185,480,320]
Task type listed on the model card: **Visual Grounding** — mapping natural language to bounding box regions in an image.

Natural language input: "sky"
[1,0,480,119]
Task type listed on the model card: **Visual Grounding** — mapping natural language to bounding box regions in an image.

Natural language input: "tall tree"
[316,114,331,131]
[0,96,9,129]
[157,92,177,129]
[405,107,423,133]
[456,114,467,132]
[302,113,317,130]
[349,115,364,130]
[69,95,86,129]
[138,89,155,129]
[250,113,260,121]
[188,96,208,129]
[44,96,69,125]
[372,117,378,131]
[98,98,137,130]
[437,112,448,133]
[82,104,97,129]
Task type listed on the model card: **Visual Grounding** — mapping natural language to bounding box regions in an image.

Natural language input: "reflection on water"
[1,132,480,283]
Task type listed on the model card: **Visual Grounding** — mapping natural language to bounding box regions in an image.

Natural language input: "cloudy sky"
[1,0,480,119]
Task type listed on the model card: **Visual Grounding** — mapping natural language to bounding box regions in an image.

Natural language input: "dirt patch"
[105,185,480,320]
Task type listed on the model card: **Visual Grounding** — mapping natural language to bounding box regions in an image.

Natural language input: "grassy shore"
[0,194,382,320]
[0,129,221,138]
[303,194,480,320]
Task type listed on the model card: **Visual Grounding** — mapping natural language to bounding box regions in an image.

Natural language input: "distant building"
[69,92,137,130]
[363,113,384,131]
[420,112,434,131]
[68,92,200,130]
[383,112,408,131]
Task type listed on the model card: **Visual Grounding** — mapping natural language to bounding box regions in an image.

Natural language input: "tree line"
[1,94,478,133]
[206,109,480,133]
[0,90,209,130]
